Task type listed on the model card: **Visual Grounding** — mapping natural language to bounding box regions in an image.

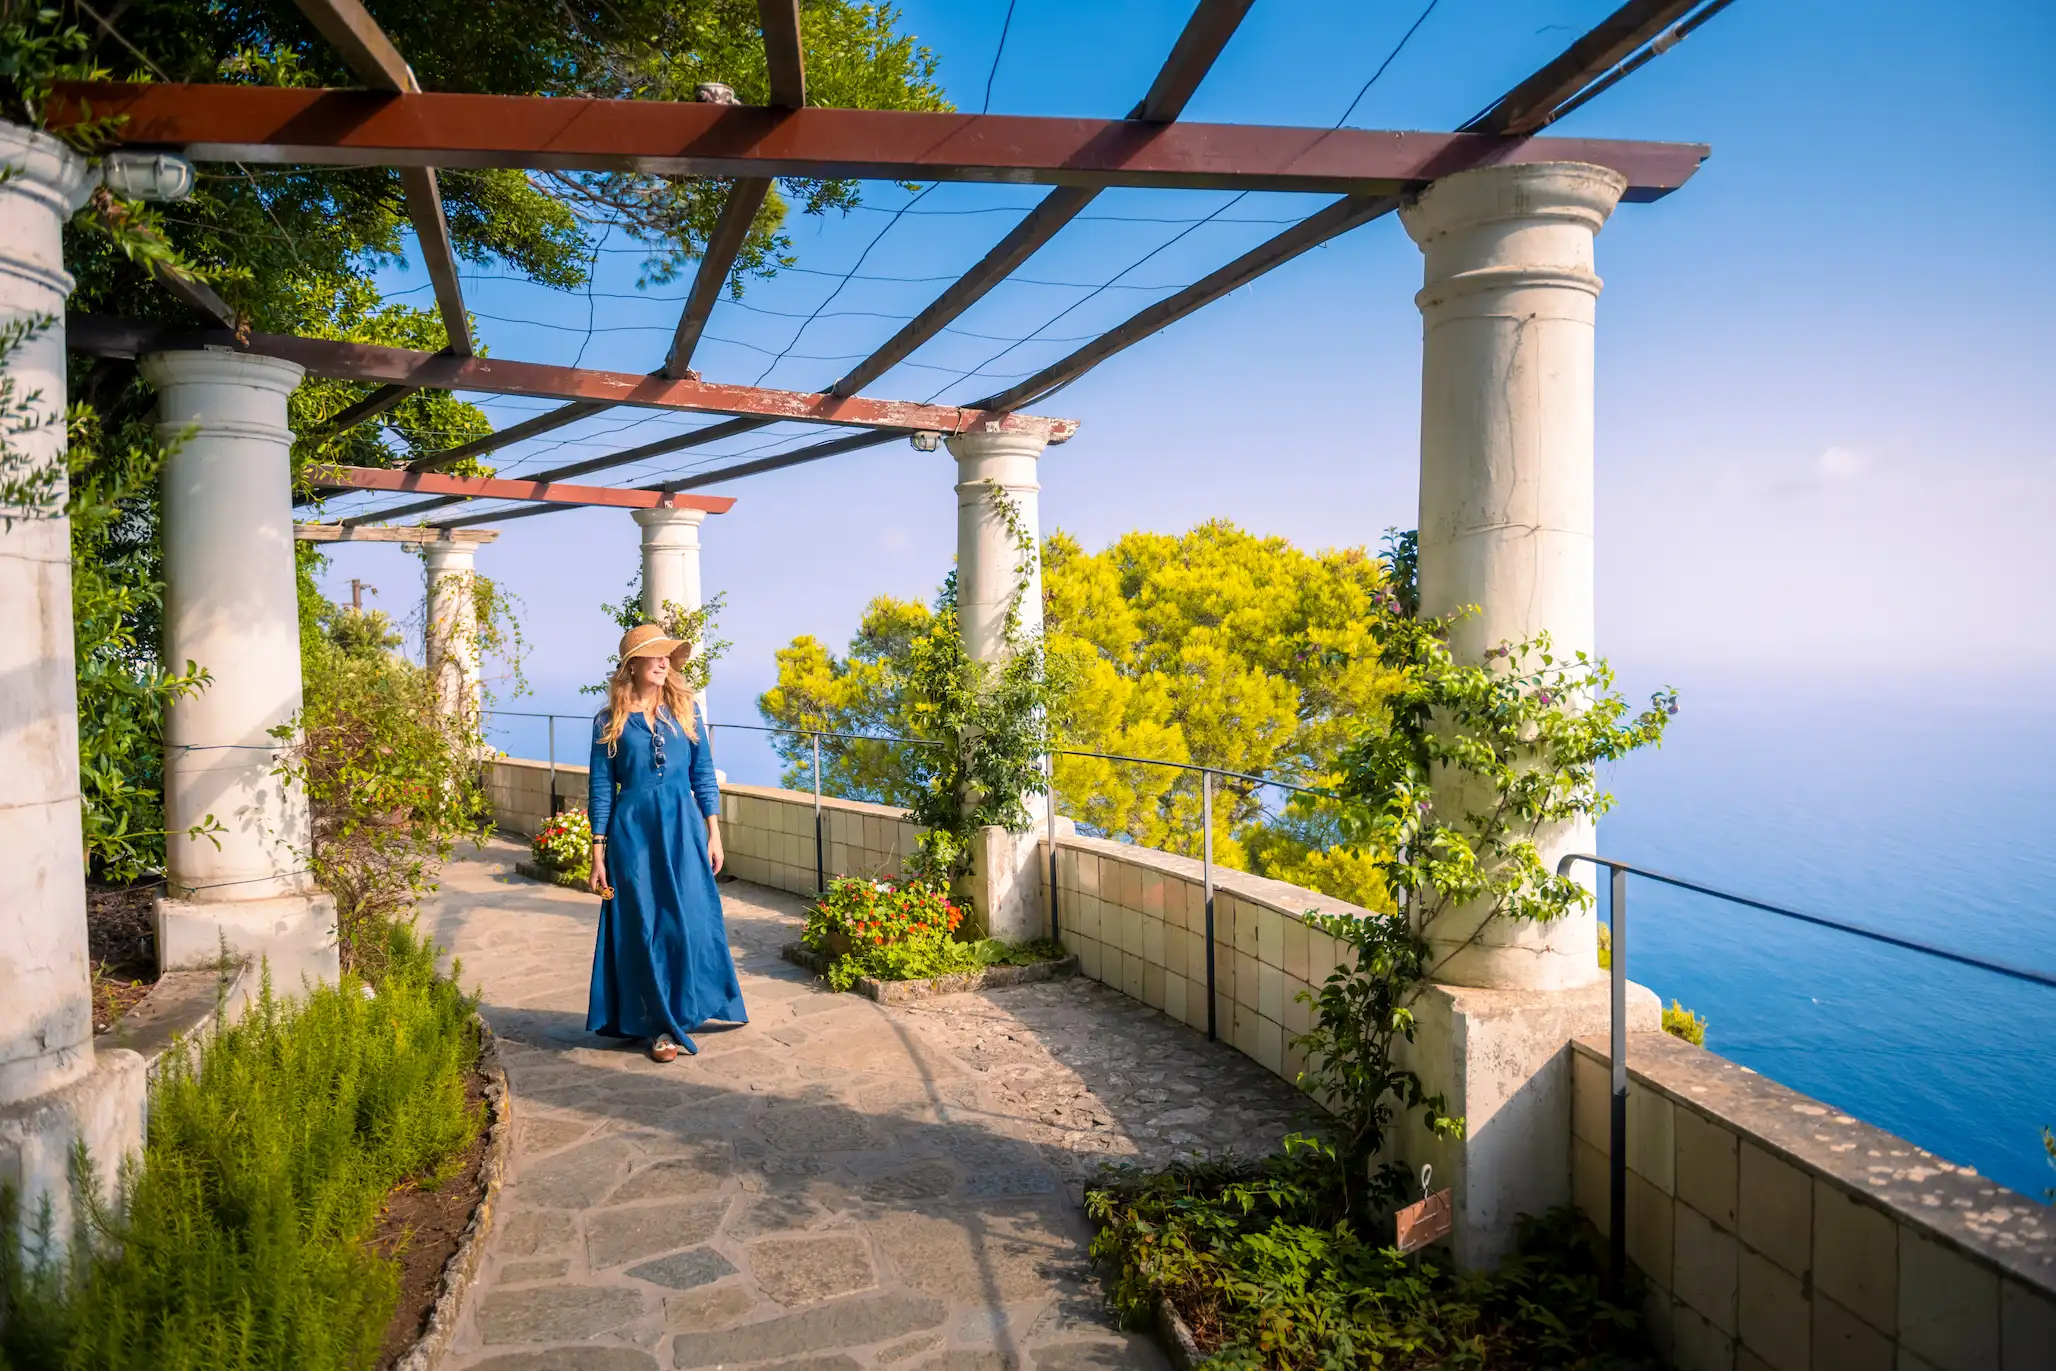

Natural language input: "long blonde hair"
[600,655,698,754]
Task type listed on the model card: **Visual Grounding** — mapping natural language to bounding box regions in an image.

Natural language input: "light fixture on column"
[908,430,943,452]
[99,150,196,202]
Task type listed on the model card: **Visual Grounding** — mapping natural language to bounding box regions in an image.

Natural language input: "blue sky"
[315,0,2056,774]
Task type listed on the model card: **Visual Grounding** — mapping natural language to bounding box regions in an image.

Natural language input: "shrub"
[1087,1137,1647,1369]
[1663,999,1708,1047]
[531,808,593,877]
[275,629,493,976]
[0,924,482,1371]
[801,874,1058,991]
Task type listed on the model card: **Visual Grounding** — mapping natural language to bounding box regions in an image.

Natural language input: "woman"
[586,623,745,1061]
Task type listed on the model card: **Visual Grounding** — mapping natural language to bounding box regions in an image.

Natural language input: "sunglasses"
[650,714,668,776]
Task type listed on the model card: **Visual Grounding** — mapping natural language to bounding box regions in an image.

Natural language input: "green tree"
[757,521,1408,908]
[4,0,948,882]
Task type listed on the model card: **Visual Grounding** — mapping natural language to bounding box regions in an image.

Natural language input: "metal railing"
[1555,852,2056,1286]
[483,709,1337,1044]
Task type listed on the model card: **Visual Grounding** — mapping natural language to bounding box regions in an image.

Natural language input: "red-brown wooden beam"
[828,0,1251,400]
[289,0,473,356]
[307,464,738,513]
[759,0,807,108]
[437,428,896,529]
[378,0,1257,531]
[973,0,1723,412]
[449,0,805,481]
[46,83,1707,200]
[68,315,1078,439]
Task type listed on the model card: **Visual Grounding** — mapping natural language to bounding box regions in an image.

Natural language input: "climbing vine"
[896,483,1071,898]
[589,577,731,699]
[1291,529,1678,1210]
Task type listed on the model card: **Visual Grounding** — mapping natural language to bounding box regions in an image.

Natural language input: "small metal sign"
[1395,1165,1452,1254]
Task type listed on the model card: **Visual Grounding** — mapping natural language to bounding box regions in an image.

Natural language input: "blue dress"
[586,704,746,1052]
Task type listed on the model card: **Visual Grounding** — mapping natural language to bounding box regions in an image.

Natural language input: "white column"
[0,120,146,1249]
[634,505,710,721]
[635,505,705,624]
[145,347,336,982]
[946,429,1049,941]
[1403,160,1627,992]
[1391,162,1659,1270]
[423,537,481,722]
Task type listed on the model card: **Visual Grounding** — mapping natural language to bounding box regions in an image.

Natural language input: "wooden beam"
[343,417,769,524]
[378,0,1252,532]
[291,0,472,356]
[438,428,895,529]
[366,0,1253,528]
[309,464,738,512]
[399,167,473,355]
[972,0,1723,412]
[828,0,1251,399]
[408,400,608,472]
[667,180,769,377]
[455,0,797,492]
[47,83,1708,200]
[66,315,1079,439]
[296,523,499,544]
[288,0,414,87]
[152,263,240,330]
[1134,0,1253,122]
[314,381,414,436]
[759,0,807,108]
[1472,0,1707,136]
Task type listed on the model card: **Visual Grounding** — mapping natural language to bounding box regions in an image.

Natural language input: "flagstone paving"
[419,839,1307,1370]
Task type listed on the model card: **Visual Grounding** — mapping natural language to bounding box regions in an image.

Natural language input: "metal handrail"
[1555,851,2056,1287]
[483,708,1343,1043]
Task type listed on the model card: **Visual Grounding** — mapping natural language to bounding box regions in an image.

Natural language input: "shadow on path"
[417,840,1304,1371]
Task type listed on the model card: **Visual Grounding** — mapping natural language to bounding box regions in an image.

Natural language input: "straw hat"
[618,623,683,661]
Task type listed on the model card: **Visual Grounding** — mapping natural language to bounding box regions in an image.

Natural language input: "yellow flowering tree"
[758,521,1407,909]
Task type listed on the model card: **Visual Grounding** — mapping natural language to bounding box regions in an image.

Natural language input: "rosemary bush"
[0,925,482,1371]
[1088,1139,1645,1369]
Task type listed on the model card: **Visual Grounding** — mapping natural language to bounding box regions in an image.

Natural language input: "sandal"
[649,1035,680,1063]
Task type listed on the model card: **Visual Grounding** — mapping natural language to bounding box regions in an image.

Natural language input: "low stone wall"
[486,762,2056,1330]
[1049,833,1372,1085]
[717,782,919,897]
[1571,1031,2056,1371]
[489,756,584,838]
[486,760,920,899]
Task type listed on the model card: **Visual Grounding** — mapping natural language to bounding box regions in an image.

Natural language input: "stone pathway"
[419,839,1307,1371]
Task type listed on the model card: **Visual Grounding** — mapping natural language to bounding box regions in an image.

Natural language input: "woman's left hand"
[706,819,725,875]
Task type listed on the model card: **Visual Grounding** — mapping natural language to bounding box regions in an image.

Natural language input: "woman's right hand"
[589,846,611,897]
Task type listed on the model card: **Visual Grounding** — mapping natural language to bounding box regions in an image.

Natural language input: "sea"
[485,684,2056,1200]
[1599,685,2056,1200]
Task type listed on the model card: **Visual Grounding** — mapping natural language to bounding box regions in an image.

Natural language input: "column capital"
[0,122,93,300]
[1401,161,1628,245]
[421,536,477,574]
[944,428,1048,463]
[632,504,709,534]
[140,347,307,396]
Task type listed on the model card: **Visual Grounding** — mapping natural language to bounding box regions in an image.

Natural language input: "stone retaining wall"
[486,760,918,897]
[1048,833,1374,1086]
[487,762,2056,1336]
[716,782,919,896]
[1571,1031,2055,1371]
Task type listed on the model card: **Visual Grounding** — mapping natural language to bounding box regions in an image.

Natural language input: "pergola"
[3,0,1729,1267]
[52,0,1712,529]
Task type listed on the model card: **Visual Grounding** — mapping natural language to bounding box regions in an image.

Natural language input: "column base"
[1391,978,1659,1270]
[967,825,1046,943]
[0,1047,147,1259]
[155,891,340,1001]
